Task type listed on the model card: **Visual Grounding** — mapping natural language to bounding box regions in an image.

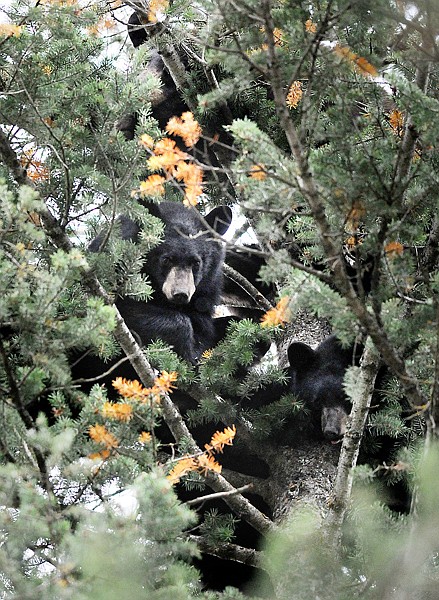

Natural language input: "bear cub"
[237,335,356,444]
[286,335,356,442]
[89,201,232,364]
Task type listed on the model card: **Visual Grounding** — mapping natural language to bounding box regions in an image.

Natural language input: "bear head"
[108,202,232,313]
[286,335,354,443]
[143,202,232,311]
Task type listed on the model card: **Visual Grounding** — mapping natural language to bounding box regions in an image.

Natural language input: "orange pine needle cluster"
[260,296,291,328]
[88,449,111,461]
[154,370,178,393]
[286,81,303,109]
[20,150,49,182]
[112,377,146,398]
[112,371,178,404]
[166,112,202,148]
[138,133,155,149]
[259,26,285,48]
[87,17,115,36]
[196,454,222,476]
[204,425,236,455]
[389,109,404,134]
[138,431,152,444]
[155,137,186,155]
[147,138,187,173]
[167,454,222,485]
[88,424,119,450]
[305,19,317,34]
[346,235,358,249]
[167,457,197,484]
[136,121,204,206]
[174,161,204,207]
[273,28,285,46]
[248,164,267,181]
[148,0,169,23]
[334,44,378,78]
[385,241,404,257]
[138,175,166,198]
[346,201,366,233]
[42,65,53,77]
[0,23,22,37]
[167,425,237,484]
[101,401,133,422]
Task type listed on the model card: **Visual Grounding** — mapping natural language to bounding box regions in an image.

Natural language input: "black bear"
[89,201,232,364]
[119,10,236,178]
[237,335,356,443]
[286,335,356,442]
[117,13,189,142]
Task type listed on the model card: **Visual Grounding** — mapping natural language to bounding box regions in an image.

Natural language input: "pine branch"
[187,534,264,568]
[393,36,432,191]
[326,343,381,540]
[420,216,439,277]
[0,127,28,185]
[0,337,53,496]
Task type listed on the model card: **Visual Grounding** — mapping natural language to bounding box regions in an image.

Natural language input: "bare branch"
[327,343,381,540]
[185,483,253,506]
[223,263,273,312]
[187,534,264,568]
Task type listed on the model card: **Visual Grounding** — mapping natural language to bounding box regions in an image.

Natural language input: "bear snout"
[321,405,348,443]
[172,292,191,305]
[323,426,343,443]
[162,266,196,304]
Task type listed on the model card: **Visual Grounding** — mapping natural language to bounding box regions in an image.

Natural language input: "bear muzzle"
[162,266,196,305]
[321,405,348,443]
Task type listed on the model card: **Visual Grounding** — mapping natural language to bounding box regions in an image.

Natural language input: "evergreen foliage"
[1,0,439,596]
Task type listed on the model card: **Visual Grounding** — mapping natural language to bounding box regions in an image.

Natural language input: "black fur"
[127,11,148,48]
[118,13,191,143]
[118,23,189,141]
[90,201,232,364]
[238,335,356,443]
[286,335,355,442]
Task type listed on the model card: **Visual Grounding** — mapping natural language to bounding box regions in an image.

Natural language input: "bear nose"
[323,427,342,441]
[172,292,190,305]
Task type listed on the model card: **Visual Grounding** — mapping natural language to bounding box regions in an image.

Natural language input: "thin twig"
[185,483,253,506]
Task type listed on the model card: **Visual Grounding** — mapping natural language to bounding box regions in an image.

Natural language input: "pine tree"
[1,0,439,597]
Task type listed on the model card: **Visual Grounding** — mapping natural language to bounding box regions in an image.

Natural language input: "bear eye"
[192,258,201,269]
[161,256,173,266]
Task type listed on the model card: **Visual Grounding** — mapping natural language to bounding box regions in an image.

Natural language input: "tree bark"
[327,343,381,539]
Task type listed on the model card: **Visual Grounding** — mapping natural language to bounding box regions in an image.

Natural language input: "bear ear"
[204,205,232,236]
[140,200,163,220]
[118,215,141,242]
[88,215,140,252]
[287,342,317,373]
